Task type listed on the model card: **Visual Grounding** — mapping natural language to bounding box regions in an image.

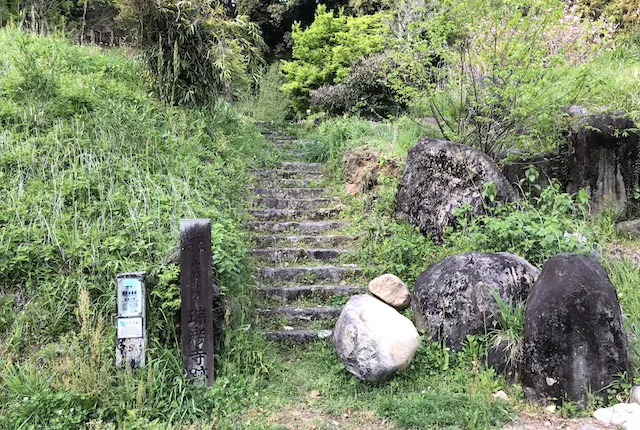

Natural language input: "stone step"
[253,169,323,180]
[258,284,366,301]
[253,198,335,210]
[283,149,307,157]
[251,188,327,199]
[248,248,349,263]
[248,208,341,222]
[280,162,322,173]
[257,306,342,321]
[255,264,362,283]
[251,235,356,248]
[256,178,318,189]
[243,221,350,234]
[262,329,332,342]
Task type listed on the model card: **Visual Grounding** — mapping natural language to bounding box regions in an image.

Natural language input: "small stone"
[309,390,321,398]
[493,390,509,401]
[368,274,411,310]
[546,377,557,386]
[594,403,640,428]
[545,404,556,413]
[317,330,332,339]
[630,386,640,404]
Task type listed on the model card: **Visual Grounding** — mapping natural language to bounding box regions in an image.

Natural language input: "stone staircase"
[245,127,364,342]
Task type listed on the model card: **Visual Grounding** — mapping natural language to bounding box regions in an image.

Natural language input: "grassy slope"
[0,28,276,428]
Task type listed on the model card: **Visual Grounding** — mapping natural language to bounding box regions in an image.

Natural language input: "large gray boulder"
[396,139,516,241]
[567,112,639,215]
[413,252,539,350]
[333,295,420,382]
[523,254,630,404]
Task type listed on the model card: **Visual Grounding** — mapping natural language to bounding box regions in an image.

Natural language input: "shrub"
[117,0,265,105]
[310,53,404,118]
[310,83,350,117]
[281,5,391,113]
[446,180,598,266]
[237,63,292,123]
[571,0,639,28]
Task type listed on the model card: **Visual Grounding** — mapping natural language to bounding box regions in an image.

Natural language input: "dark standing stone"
[567,112,639,214]
[523,254,629,404]
[180,219,215,387]
[412,252,539,350]
[396,139,516,241]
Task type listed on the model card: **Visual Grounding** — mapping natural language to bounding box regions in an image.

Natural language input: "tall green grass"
[0,28,270,427]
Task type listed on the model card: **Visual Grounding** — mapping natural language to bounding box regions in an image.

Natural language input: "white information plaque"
[117,278,142,317]
[117,317,143,339]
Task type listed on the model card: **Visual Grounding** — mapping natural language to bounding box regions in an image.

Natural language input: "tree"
[281,5,390,113]
[118,0,266,105]
[233,0,350,59]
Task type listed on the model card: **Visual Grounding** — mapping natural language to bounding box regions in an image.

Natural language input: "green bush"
[281,5,391,114]
[446,181,598,266]
[310,53,404,118]
[117,0,265,105]
[237,63,292,123]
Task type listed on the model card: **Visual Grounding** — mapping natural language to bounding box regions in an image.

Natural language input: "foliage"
[310,53,404,118]
[237,63,292,124]
[281,5,391,114]
[446,180,598,266]
[0,28,270,427]
[0,0,118,34]
[117,0,265,105]
[234,0,349,58]
[388,0,616,159]
[310,83,350,117]
[572,0,639,28]
[489,291,526,371]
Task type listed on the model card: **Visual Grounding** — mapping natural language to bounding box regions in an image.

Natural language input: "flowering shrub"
[310,53,403,117]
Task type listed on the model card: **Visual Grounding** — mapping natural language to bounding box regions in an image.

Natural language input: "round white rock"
[332,294,420,382]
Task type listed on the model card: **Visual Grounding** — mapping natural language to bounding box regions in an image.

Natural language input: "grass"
[0,27,272,428]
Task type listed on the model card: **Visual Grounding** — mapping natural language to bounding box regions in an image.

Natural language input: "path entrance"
[244,126,364,341]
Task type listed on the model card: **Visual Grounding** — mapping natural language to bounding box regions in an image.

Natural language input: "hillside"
[0,28,273,428]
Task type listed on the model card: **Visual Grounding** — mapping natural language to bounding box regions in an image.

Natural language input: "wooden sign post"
[115,272,146,369]
[180,219,215,386]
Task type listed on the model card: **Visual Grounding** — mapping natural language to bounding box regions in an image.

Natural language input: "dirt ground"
[242,405,397,429]
[502,411,616,430]
[242,405,618,430]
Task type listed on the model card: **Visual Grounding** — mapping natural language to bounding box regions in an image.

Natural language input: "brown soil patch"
[344,149,402,196]
[604,241,640,266]
[502,411,615,430]
[242,405,397,430]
